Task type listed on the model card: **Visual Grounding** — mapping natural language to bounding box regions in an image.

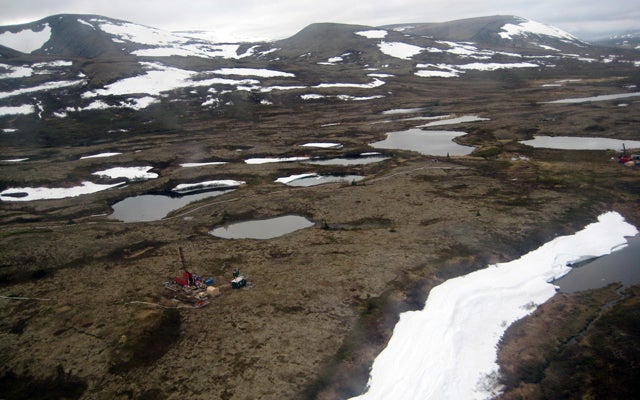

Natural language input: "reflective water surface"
[209,215,315,239]
[520,135,640,150]
[371,129,474,156]
[109,190,233,222]
[556,235,640,293]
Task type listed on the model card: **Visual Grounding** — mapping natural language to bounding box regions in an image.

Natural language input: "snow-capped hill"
[0,14,265,59]
[0,14,125,57]
[383,15,586,52]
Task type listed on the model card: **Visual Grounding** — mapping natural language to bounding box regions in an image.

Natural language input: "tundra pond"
[209,215,315,239]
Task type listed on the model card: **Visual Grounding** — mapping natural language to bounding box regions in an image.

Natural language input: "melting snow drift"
[0,181,123,202]
[351,211,638,400]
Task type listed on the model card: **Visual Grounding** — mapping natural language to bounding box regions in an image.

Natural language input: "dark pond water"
[556,235,640,293]
[109,189,233,222]
[209,215,314,239]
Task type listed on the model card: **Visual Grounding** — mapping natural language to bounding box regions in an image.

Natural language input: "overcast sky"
[1,0,638,41]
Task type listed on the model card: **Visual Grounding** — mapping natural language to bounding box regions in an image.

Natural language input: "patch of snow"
[81,62,258,98]
[0,104,35,116]
[536,44,560,52]
[274,173,319,184]
[401,114,451,122]
[212,67,294,78]
[94,19,182,46]
[1,158,29,162]
[92,166,158,180]
[382,108,425,115]
[367,73,395,78]
[179,161,227,168]
[418,115,490,127]
[80,152,122,160]
[301,93,384,101]
[36,60,73,68]
[415,64,461,78]
[172,180,244,193]
[350,211,638,400]
[300,142,342,148]
[127,96,159,110]
[355,29,389,39]
[67,96,158,113]
[314,79,385,89]
[134,43,252,59]
[94,19,256,59]
[0,181,124,202]
[356,30,388,39]
[0,64,34,79]
[499,19,578,42]
[415,70,460,78]
[202,97,220,107]
[318,56,344,65]
[543,92,640,104]
[0,79,86,100]
[77,19,96,29]
[83,100,112,110]
[301,94,326,100]
[244,156,310,164]
[378,42,423,59]
[0,24,51,53]
[305,153,390,166]
[436,41,495,59]
[458,62,539,71]
[258,85,307,93]
[336,95,385,101]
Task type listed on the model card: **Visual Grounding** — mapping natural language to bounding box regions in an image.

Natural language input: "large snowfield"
[351,211,638,400]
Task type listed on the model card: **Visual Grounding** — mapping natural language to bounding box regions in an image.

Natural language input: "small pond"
[109,189,234,222]
[275,173,364,187]
[555,235,640,293]
[520,136,640,150]
[209,215,315,239]
[371,129,474,156]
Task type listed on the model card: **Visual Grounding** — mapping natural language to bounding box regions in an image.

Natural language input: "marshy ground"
[1,68,639,399]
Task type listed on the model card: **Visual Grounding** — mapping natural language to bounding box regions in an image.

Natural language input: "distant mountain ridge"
[594,31,640,49]
[1,13,638,127]
[382,15,587,51]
